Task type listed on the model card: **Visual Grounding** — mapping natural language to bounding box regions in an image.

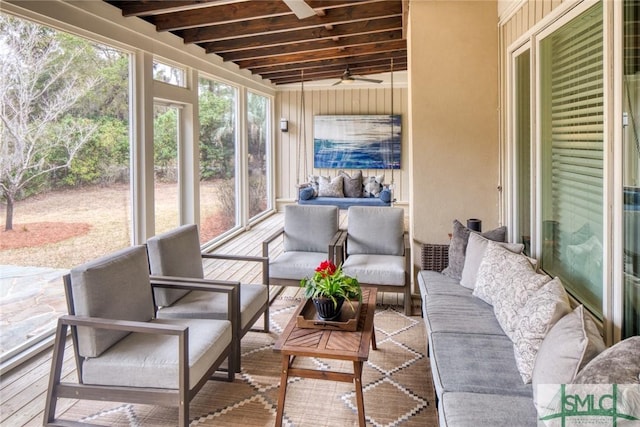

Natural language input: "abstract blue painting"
[313,115,401,169]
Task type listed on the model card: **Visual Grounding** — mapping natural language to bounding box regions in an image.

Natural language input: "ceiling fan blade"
[352,77,383,84]
[332,80,343,86]
[283,0,316,19]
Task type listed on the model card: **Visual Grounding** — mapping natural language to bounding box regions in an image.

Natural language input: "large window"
[539,3,604,316]
[153,104,180,235]
[0,14,130,358]
[622,0,640,338]
[247,91,270,219]
[198,78,238,243]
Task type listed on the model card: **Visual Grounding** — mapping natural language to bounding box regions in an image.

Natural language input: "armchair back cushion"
[147,224,204,306]
[283,205,339,253]
[347,206,404,256]
[70,245,155,358]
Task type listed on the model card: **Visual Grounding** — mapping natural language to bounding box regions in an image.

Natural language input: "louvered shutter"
[540,3,604,315]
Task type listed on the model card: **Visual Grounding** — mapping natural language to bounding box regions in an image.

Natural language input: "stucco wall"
[409,0,500,246]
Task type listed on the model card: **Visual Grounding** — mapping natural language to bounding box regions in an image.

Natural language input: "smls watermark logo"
[537,384,640,426]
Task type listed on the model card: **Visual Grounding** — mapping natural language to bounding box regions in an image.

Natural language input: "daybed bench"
[297,171,392,209]
[418,220,640,426]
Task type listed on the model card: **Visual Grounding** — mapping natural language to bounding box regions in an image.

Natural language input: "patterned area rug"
[59,289,438,426]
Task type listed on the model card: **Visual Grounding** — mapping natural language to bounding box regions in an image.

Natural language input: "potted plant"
[301,260,361,320]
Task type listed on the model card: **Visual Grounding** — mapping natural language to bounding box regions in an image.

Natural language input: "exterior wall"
[408,0,500,248]
[274,86,409,209]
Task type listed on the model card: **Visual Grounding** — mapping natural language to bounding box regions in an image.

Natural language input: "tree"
[0,15,100,230]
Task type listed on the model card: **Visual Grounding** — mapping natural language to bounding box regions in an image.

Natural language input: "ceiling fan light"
[342,78,354,84]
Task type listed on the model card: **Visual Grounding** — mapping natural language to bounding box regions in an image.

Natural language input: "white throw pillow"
[460,233,525,289]
[512,277,571,383]
[531,305,606,408]
[318,175,344,198]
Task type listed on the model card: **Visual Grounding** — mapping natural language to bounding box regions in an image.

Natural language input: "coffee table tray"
[296,298,361,331]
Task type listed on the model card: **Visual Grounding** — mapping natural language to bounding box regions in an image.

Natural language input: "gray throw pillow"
[573,336,640,384]
[318,175,344,197]
[441,219,507,281]
[531,305,606,407]
[339,170,363,198]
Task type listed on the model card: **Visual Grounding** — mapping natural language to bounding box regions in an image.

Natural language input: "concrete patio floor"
[0,265,68,355]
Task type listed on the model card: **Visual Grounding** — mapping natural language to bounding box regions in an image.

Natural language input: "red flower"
[315,260,337,277]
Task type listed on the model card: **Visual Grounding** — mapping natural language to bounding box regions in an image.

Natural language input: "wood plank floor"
[0,210,410,426]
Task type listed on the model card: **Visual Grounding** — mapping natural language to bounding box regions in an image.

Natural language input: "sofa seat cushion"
[424,294,504,336]
[342,254,405,286]
[430,332,533,399]
[269,251,329,280]
[417,271,472,297]
[157,283,267,330]
[439,392,538,427]
[82,318,232,389]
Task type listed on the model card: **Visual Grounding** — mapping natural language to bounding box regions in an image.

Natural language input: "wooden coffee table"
[273,287,377,427]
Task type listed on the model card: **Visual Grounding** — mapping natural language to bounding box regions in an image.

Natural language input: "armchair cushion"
[157,284,267,330]
[270,251,329,281]
[346,206,404,256]
[70,245,155,358]
[283,205,339,253]
[341,254,405,286]
[148,224,204,306]
[82,317,232,389]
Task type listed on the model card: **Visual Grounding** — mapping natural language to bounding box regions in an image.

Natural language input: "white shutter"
[540,2,604,314]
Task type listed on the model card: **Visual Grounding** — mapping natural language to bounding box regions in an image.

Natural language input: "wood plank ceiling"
[105,0,407,85]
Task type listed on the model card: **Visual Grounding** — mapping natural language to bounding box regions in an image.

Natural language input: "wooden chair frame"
[44,276,239,427]
[262,226,343,287]
[335,231,412,315]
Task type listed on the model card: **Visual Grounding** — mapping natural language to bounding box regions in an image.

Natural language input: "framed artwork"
[313,115,401,169]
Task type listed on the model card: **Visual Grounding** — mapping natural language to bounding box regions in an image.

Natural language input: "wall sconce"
[280,118,288,132]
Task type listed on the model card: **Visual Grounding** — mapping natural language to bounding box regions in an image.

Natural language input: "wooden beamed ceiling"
[105,0,408,85]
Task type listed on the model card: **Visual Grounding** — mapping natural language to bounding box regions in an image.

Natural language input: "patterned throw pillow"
[363,174,384,197]
[512,277,571,383]
[339,170,363,198]
[474,241,552,341]
[441,220,507,281]
[460,232,525,289]
[318,175,344,197]
[308,174,319,196]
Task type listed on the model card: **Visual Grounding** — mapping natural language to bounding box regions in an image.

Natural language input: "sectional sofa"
[418,220,640,426]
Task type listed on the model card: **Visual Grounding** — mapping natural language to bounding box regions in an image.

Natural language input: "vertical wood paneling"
[275,86,409,205]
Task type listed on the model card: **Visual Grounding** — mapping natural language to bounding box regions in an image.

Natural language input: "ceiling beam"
[218,30,402,61]
[179,1,402,43]
[235,39,406,69]
[200,15,402,53]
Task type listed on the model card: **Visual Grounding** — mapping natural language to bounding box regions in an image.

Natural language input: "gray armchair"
[263,204,341,287]
[146,224,269,372]
[337,206,412,315]
[44,245,236,427]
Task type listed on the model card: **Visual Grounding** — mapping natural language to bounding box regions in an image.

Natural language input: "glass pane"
[540,3,604,316]
[622,0,640,338]
[515,50,531,255]
[152,59,186,87]
[153,104,179,235]
[0,14,130,357]
[247,92,269,219]
[198,78,237,243]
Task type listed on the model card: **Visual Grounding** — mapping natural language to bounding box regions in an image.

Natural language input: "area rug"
[58,289,438,426]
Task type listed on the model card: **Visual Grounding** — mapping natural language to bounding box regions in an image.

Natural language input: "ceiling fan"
[283,0,317,19]
[332,66,383,86]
